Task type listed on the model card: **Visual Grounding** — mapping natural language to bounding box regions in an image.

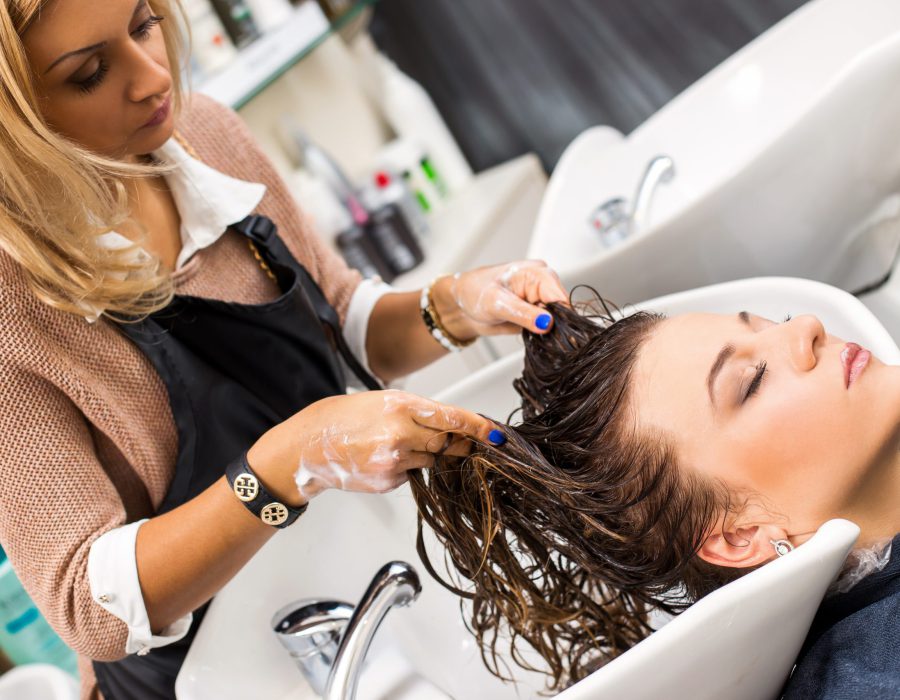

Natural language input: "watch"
[225,452,307,529]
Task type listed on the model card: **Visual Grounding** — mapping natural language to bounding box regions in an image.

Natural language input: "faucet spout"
[629,155,675,237]
[324,561,422,700]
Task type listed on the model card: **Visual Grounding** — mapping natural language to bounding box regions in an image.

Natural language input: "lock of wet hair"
[408,291,742,691]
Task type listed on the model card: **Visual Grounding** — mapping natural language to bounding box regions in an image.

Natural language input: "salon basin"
[552,518,859,700]
[175,490,549,699]
[531,0,900,304]
[177,276,896,699]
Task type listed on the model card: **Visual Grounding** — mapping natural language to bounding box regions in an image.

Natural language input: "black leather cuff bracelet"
[225,452,307,529]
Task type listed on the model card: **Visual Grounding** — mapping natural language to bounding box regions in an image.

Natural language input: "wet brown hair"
[409,294,744,690]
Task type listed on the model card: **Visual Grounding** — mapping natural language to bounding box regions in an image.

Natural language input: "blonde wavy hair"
[1,0,188,319]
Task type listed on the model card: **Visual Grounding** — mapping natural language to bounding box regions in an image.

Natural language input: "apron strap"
[233,215,382,391]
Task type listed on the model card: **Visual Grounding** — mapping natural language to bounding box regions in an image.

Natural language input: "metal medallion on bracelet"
[225,452,307,528]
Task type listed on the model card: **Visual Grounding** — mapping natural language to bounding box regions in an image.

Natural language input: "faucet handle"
[272,599,354,696]
[588,197,630,249]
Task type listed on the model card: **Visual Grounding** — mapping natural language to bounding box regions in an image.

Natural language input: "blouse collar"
[84,137,267,322]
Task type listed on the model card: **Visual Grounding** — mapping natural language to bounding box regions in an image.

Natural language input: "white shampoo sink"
[530,0,900,303]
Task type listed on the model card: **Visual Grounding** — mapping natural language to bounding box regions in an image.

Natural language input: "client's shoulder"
[782,584,900,699]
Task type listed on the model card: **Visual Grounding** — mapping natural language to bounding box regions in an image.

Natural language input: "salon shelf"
[196,0,376,110]
[393,153,548,291]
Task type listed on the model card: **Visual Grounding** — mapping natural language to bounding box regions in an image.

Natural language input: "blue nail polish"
[488,429,507,446]
[535,313,552,331]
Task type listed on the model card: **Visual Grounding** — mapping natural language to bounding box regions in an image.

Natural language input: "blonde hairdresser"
[0,0,189,317]
[0,2,568,698]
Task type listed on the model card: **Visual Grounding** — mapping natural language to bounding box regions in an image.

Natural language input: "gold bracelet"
[420,276,476,352]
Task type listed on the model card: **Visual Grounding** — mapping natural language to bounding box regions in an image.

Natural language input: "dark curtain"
[371,0,810,171]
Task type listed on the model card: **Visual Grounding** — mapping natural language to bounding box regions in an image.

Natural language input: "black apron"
[93,215,379,699]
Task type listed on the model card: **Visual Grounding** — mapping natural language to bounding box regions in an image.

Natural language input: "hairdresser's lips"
[842,342,870,388]
[141,95,171,129]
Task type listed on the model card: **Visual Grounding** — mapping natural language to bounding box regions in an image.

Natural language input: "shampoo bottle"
[366,171,430,240]
[182,0,238,77]
[315,0,356,22]
[373,54,473,193]
[208,0,261,48]
[243,0,294,33]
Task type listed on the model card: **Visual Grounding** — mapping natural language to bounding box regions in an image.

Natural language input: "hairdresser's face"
[633,312,900,537]
[22,0,174,159]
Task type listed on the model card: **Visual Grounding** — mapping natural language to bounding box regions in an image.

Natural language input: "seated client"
[409,295,900,698]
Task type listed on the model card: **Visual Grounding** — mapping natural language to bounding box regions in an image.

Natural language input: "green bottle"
[0,545,78,676]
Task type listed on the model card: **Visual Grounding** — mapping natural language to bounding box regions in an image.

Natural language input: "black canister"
[336,224,395,282]
[365,204,424,278]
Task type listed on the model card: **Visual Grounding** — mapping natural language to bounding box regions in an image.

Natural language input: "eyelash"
[735,314,790,405]
[742,361,768,403]
[77,59,109,94]
[134,14,165,40]
[75,15,165,94]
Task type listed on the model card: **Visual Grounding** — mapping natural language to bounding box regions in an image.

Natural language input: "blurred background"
[371,0,808,170]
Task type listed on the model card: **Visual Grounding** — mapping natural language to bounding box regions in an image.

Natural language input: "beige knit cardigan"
[0,94,362,698]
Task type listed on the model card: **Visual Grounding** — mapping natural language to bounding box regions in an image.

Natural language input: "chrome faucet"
[272,561,422,700]
[589,154,676,247]
[325,561,421,700]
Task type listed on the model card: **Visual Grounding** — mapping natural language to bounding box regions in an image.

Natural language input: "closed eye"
[74,60,109,94]
[742,361,768,403]
[133,14,164,41]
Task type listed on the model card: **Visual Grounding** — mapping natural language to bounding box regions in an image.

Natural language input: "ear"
[697,524,790,568]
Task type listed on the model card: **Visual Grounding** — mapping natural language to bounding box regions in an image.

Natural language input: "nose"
[784,314,825,372]
[124,43,171,104]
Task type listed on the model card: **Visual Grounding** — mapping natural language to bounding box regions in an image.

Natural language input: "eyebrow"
[44,0,146,75]
[707,344,736,406]
[706,312,754,406]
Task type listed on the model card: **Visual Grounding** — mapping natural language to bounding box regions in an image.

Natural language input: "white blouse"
[87,137,391,656]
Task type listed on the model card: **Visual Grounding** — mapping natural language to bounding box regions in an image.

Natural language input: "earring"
[770,539,794,557]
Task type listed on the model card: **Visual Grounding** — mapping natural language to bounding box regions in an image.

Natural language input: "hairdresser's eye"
[72,59,109,94]
[133,14,165,41]
[741,361,768,404]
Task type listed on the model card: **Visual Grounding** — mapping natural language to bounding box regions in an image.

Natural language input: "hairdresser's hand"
[247,390,503,506]
[431,260,568,340]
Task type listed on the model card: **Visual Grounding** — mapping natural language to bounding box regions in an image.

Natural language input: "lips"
[142,95,171,129]
[841,342,871,388]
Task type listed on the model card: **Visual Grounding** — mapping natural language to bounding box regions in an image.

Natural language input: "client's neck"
[846,442,900,548]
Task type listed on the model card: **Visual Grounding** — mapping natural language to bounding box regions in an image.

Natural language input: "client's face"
[632,311,900,545]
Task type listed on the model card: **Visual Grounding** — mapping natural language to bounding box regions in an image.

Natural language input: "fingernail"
[488,429,507,446]
[535,313,552,331]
